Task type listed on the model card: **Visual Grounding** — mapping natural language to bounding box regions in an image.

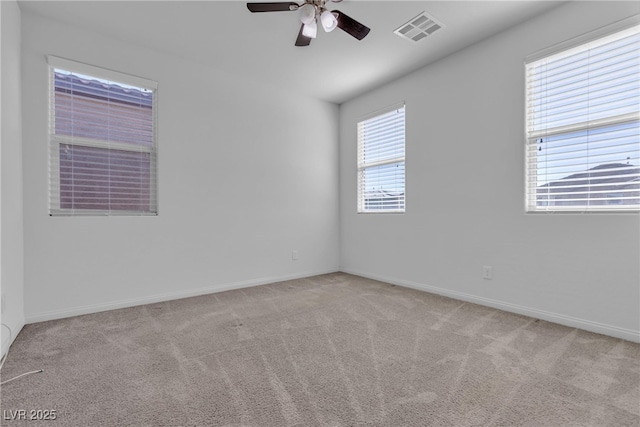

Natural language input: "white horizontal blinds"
[48,58,157,216]
[525,24,640,212]
[357,104,405,212]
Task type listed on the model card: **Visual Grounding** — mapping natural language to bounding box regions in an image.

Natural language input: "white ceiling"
[18,0,564,104]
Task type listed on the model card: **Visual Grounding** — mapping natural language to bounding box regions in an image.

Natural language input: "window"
[357,104,406,213]
[525,23,640,212]
[48,56,158,216]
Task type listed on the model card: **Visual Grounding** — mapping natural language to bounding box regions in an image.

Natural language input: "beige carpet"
[1,273,638,426]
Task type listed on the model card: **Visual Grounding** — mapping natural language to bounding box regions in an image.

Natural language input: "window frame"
[47,56,158,216]
[524,18,640,214]
[357,102,406,214]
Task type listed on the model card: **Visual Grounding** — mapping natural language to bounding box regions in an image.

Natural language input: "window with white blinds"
[48,56,158,216]
[525,23,640,212]
[357,104,405,213]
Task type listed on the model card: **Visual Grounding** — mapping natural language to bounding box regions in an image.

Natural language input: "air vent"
[394,11,444,42]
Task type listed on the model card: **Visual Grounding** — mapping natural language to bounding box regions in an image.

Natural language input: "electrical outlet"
[292,250,299,261]
[482,266,493,280]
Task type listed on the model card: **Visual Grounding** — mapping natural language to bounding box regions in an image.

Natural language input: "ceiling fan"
[247,1,370,47]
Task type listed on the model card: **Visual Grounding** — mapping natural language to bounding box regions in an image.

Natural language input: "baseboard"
[25,269,339,324]
[24,268,640,343]
[341,268,640,343]
[1,316,26,358]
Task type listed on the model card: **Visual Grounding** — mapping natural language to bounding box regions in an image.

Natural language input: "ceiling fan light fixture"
[320,10,338,32]
[246,1,371,46]
[302,20,318,38]
[300,3,316,25]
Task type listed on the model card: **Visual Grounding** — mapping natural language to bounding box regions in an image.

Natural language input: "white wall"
[21,12,339,322]
[339,1,640,342]
[17,2,640,343]
[1,0,25,355]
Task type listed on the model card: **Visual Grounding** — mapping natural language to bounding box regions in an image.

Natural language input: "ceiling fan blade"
[334,10,370,40]
[295,24,312,47]
[247,2,299,13]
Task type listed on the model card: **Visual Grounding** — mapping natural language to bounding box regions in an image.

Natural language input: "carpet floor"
[1,273,638,426]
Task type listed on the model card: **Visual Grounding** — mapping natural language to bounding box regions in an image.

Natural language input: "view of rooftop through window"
[49,61,157,215]
[357,105,406,213]
[526,24,640,211]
